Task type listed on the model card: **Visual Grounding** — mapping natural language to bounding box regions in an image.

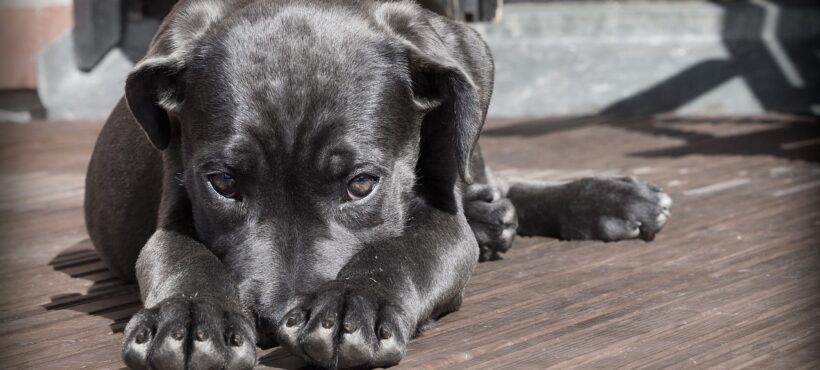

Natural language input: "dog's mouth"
[256,329,279,349]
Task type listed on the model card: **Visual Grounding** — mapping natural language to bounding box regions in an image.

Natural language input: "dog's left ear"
[125,55,185,151]
[123,0,226,151]
[375,2,493,185]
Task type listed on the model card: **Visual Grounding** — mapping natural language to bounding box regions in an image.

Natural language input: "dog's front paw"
[464,184,518,261]
[122,296,256,370]
[560,176,672,242]
[277,281,409,369]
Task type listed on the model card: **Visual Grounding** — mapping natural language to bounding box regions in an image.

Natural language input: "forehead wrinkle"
[192,1,413,176]
[221,6,380,85]
[192,131,261,174]
[214,3,398,120]
[230,121,282,177]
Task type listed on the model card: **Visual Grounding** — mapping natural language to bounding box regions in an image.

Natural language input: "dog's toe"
[631,190,671,241]
[277,282,408,369]
[465,184,518,261]
[658,192,673,210]
[276,308,308,359]
[122,297,256,370]
[122,310,156,370]
[599,217,642,241]
[336,294,378,368]
[562,177,673,242]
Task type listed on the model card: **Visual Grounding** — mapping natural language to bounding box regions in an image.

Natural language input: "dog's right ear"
[374,2,492,187]
[124,56,185,151]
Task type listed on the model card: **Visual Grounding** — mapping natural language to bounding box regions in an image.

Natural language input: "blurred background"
[1,0,818,122]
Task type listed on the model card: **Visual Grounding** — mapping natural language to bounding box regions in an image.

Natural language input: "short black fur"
[84,1,672,368]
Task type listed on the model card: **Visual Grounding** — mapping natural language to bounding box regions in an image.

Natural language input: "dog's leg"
[85,99,162,282]
[121,229,257,370]
[108,137,256,369]
[463,141,671,254]
[463,144,519,261]
[86,101,257,369]
[275,205,478,369]
[497,175,672,242]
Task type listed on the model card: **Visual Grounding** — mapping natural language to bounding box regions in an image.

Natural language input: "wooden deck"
[1,115,818,369]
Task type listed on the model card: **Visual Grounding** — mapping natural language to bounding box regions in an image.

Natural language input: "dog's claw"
[285,311,303,327]
[378,326,392,340]
[343,321,357,333]
[321,314,336,329]
[171,328,185,340]
[194,329,207,341]
[134,330,148,344]
[229,333,243,347]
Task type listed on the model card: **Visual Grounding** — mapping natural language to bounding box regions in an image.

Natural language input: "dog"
[84,0,672,368]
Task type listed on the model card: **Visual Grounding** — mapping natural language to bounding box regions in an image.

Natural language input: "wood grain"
[0,115,817,369]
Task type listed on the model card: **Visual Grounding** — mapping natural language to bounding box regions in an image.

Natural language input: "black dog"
[84,0,672,368]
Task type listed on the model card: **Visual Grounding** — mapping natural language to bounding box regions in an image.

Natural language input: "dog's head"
[124,0,491,322]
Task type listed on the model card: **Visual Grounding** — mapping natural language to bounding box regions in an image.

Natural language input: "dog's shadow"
[44,239,310,369]
[44,239,141,333]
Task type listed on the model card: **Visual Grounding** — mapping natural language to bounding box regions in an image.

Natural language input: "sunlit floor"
[1,115,818,369]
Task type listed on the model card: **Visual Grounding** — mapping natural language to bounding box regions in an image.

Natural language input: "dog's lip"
[255,330,278,349]
[254,314,283,337]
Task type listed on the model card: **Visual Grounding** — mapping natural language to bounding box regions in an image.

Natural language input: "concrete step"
[29,0,820,120]
[473,0,820,117]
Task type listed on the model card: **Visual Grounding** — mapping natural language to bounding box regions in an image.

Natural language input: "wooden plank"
[0,115,818,369]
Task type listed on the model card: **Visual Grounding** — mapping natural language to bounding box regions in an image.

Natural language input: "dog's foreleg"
[274,204,478,369]
[121,229,256,370]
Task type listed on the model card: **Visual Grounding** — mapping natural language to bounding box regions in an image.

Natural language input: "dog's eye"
[207,172,239,199]
[347,174,378,200]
